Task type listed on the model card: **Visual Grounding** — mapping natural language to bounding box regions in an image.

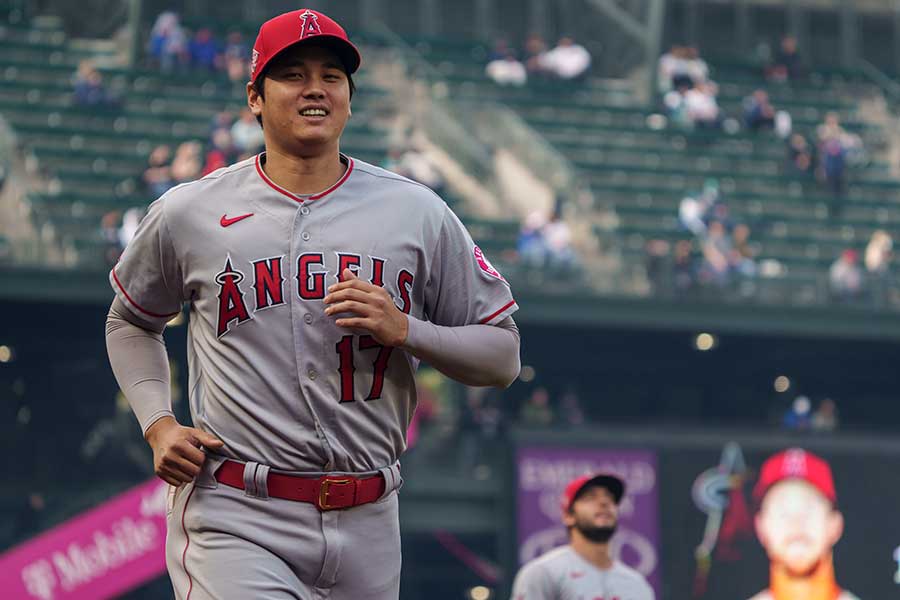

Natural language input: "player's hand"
[144,416,224,486]
[324,268,409,347]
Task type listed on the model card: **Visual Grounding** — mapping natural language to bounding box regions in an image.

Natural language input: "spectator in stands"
[767,35,802,82]
[487,38,512,62]
[223,31,249,83]
[541,36,591,81]
[231,107,265,155]
[542,212,577,271]
[519,387,555,427]
[829,249,863,300]
[394,145,446,196]
[202,129,237,176]
[743,89,776,131]
[518,210,549,267]
[101,210,122,265]
[457,391,503,476]
[658,45,708,93]
[189,28,220,72]
[811,398,839,432]
[684,46,709,87]
[729,223,757,278]
[658,45,689,93]
[72,61,119,109]
[559,388,586,427]
[684,82,722,129]
[865,230,893,306]
[679,179,719,235]
[644,239,670,294]
[119,207,144,249]
[700,220,732,285]
[148,11,188,73]
[142,144,174,197]
[673,239,697,294]
[786,133,814,176]
[782,395,812,430]
[486,50,527,87]
[523,33,551,77]
[170,141,202,183]
[663,81,692,128]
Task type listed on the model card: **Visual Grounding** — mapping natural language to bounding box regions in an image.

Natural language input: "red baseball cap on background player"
[560,472,626,513]
[250,8,362,83]
[752,447,837,505]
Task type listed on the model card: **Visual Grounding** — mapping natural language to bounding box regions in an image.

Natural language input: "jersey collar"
[255,152,354,203]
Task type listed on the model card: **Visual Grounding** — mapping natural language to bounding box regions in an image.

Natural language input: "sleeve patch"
[474,245,505,282]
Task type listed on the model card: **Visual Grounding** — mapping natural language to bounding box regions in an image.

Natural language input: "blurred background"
[2,0,900,598]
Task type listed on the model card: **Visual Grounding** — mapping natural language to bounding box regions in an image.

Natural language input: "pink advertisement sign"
[0,479,169,600]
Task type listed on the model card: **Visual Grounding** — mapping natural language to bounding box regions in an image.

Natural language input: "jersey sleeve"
[510,562,554,600]
[109,198,185,329]
[424,206,518,327]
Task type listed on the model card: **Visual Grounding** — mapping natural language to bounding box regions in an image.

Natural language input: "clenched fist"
[144,416,224,486]
[324,268,409,347]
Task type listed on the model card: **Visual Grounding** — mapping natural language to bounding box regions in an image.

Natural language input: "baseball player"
[510,473,655,600]
[748,449,860,600]
[104,8,520,599]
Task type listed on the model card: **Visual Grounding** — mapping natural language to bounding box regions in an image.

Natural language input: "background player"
[105,8,520,599]
[749,448,860,600]
[511,473,655,600]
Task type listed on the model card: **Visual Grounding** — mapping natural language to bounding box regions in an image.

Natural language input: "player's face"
[564,485,618,532]
[249,44,351,155]
[755,480,843,576]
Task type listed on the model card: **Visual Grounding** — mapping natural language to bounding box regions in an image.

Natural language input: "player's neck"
[569,534,613,571]
[261,146,347,196]
[769,553,841,600]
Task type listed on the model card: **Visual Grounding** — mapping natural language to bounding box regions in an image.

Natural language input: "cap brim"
[574,474,625,505]
[266,35,361,77]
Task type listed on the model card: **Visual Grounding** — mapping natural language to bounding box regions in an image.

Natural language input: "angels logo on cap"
[298,9,322,38]
[474,246,505,281]
[250,49,260,79]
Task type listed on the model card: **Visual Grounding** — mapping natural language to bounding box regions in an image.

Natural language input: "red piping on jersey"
[480,300,516,324]
[111,268,180,318]
[182,485,197,600]
[254,153,354,202]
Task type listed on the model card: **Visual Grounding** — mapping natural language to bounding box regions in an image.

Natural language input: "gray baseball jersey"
[511,546,655,600]
[111,152,517,473]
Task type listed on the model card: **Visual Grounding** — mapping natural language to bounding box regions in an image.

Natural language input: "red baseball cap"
[753,448,837,504]
[560,473,625,513]
[250,8,362,83]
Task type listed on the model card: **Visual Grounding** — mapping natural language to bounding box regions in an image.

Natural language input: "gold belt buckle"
[318,478,352,511]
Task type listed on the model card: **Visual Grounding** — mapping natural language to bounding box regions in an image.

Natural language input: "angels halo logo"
[473,245,505,281]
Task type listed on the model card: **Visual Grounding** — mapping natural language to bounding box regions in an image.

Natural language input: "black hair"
[251,70,355,129]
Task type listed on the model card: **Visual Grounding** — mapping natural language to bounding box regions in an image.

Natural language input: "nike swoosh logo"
[220,213,254,227]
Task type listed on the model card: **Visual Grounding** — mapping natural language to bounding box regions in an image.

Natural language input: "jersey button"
[300,206,310,216]
[304,313,313,324]
[307,369,318,380]
[301,232,311,241]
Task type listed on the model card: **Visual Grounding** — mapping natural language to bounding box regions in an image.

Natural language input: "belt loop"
[196,453,225,489]
[243,461,260,498]
[376,461,403,501]
[254,464,271,500]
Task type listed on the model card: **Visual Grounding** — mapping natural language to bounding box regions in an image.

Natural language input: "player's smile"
[298,103,330,123]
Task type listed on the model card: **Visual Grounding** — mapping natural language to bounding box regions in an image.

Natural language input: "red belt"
[215,460,386,511]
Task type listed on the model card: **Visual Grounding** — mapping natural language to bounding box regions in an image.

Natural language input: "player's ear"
[247,82,263,116]
[754,512,769,548]
[826,509,844,545]
[561,509,576,528]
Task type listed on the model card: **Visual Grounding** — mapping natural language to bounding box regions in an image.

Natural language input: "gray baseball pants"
[164,455,403,599]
